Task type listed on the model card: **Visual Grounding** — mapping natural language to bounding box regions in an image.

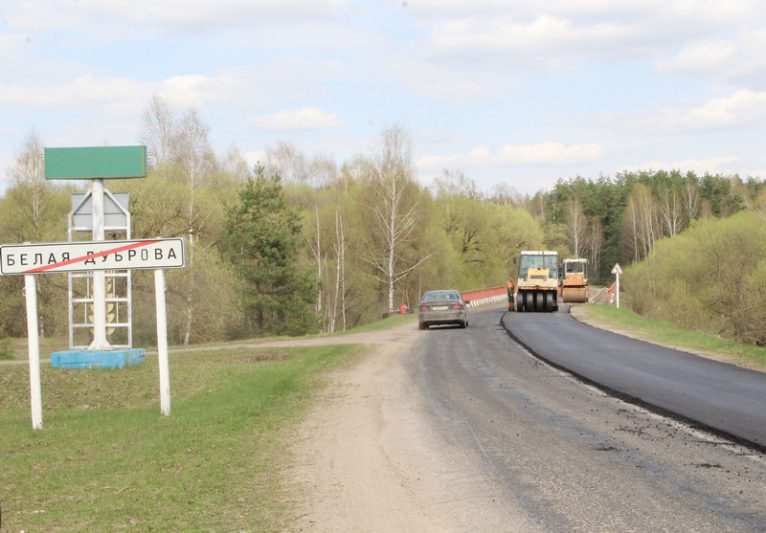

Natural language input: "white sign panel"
[611,263,623,275]
[0,239,185,275]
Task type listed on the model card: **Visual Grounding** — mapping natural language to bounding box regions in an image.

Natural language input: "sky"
[2,0,766,195]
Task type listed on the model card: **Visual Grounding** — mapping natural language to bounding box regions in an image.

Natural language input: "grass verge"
[333,311,416,335]
[0,343,362,531]
[575,303,766,372]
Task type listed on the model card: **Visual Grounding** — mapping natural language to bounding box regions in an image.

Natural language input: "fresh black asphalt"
[502,307,766,449]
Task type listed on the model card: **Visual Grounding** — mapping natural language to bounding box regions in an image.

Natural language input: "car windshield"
[423,291,459,302]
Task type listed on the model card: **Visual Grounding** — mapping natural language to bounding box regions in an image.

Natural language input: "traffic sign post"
[611,263,623,309]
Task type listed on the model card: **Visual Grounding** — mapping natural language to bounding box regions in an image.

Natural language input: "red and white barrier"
[461,286,508,308]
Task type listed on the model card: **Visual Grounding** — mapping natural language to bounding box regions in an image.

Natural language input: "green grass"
[578,304,766,371]
[0,343,363,531]
[1,312,415,360]
[2,335,68,360]
[332,311,416,335]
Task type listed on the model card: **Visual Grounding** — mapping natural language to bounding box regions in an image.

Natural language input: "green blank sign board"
[45,146,147,179]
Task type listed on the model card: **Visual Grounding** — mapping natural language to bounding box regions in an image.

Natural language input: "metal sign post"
[611,263,623,309]
[90,178,109,350]
[155,269,171,416]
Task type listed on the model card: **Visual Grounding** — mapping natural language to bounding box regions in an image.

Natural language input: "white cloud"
[640,90,766,133]
[251,107,341,131]
[0,73,238,114]
[4,0,347,33]
[622,156,739,175]
[0,75,149,108]
[157,73,254,108]
[0,34,28,64]
[0,60,341,116]
[418,142,603,170]
[660,30,766,79]
[416,1,766,70]
[432,15,635,59]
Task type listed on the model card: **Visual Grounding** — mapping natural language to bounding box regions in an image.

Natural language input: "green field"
[0,341,365,531]
[576,304,766,372]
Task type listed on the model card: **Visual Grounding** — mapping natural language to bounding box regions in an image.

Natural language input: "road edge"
[499,309,766,454]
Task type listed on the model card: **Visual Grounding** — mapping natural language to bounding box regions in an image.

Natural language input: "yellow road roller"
[560,258,590,303]
[511,250,559,312]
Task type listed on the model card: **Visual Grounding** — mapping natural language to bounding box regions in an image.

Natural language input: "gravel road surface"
[286,305,766,531]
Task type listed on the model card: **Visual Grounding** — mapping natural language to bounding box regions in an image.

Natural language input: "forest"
[2,97,766,347]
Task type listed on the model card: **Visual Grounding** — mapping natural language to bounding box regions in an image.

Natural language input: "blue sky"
[2,0,766,195]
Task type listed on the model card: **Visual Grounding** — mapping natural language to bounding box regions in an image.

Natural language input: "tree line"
[0,99,542,344]
[518,170,766,283]
[2,97,764,347]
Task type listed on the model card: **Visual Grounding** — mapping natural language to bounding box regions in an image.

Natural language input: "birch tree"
[141,94,175,167]
[657,182,683,238]
[366,125,429,312]
[623,184,658,261]
[3,131,69,337]
[566,198,588,257]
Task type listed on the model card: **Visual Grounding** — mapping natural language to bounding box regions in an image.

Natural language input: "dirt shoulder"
[280,321,533,533]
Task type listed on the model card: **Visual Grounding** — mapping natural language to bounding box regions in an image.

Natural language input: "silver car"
[418,290,469,330]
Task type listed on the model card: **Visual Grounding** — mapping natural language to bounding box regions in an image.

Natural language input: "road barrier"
[461,286,507,308]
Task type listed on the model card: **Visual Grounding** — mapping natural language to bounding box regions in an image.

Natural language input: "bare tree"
[10,131,48,240]
[683,174,700,222]
[170,110,216,345]
[566,198,588,257]
[588,218,604,281]
[141,94,175,167]
[657,185,683,237]
[330,205,347,332]
[624,184,658,261]
[222,145,252,184]
[365,125,429,312]
[265,142,308,183]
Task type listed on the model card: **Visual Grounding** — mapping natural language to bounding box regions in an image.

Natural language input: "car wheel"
[419,322,427,330]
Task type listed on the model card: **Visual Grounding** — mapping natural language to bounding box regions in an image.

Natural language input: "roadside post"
[611,263,623,309]
[23,271,42,430]
[154,269,170,416]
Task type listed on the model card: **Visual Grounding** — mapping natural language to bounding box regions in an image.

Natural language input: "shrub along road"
[288,304,766,531]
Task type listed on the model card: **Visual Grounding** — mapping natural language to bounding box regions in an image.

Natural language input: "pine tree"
[225,167,316,335]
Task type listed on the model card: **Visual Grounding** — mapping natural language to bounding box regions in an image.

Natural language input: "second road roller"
[559,257,590,303]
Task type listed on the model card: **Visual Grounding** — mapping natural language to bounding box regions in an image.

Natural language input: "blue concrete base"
[51,348,145,369]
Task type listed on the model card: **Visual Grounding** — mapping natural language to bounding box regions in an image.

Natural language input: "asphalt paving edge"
[499,310,766,454]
